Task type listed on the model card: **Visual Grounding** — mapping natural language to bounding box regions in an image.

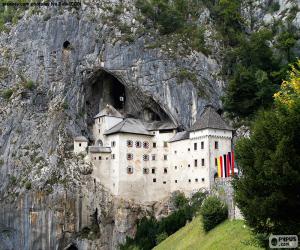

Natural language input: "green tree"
[200,196,228,232]
[233,61,300,246]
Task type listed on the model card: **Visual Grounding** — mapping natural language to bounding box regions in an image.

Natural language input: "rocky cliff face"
[0,0,299,249]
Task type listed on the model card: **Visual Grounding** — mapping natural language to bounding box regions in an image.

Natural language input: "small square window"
[153,178,156,183]
[99,129,101,133]
[194,143,197,150]
[194,159,198,167]
[164,168,168,174]
[163,141,168,147]
[143,141,149,148]
[79,143,81,147]
[175,166,177,170]
[201,141,204,149]
[127,166,133,174]
[152,154,156,161]
[163,181,166,184]
[215,141,219,149]
[111,154,115,159]
[175,180,178,183]
[153,142,157,148]
[127,153,133,160]
[202,178,205,182]
[201,158,205,166]
[215,158,218,166]
[143,168,149,174]
[99,156,102,160]
[135,141,141,148]
[188,148,190,151]
[188,179,191,183]
[143,154,149,161]
[164,155,168,161]
[111,141,116,147]
[174,150,177,154]
[195,178,198,182]
[152,168,156,174]
[127,140,133,147]
[188,164,190,168]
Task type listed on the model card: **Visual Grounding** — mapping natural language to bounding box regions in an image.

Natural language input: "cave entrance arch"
[84,69,175,126]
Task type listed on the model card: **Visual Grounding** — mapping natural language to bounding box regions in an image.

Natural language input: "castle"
[74,105,233,203]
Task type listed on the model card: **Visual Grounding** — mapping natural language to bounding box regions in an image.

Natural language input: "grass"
[154,216,262,250]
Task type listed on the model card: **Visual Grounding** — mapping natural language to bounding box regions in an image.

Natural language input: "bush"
[25,181,31,190]
[24,80,35,90]
[201,196,228,232]
[1,88,13,100]
[156,232,168,244]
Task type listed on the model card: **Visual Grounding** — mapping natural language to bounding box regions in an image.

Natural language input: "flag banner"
[226,153,230,176]
[223,154,227,177]
[219,156,223,178]
[228,152,232,176]
[231,151,235,176]
[217,158,221,177]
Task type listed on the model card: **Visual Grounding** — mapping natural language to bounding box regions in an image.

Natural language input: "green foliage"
[176,68,197,84]
[120,190,207,250]
[0,5,24,32]
[233,65,300,247]
[135,0,209,54]
[1,88,13,100]
[25,181,31,190]
[62,101,69,110]
[200,196,228,232]
[268,1,280,13]
[24,80,35,90]
[9,176,17,185]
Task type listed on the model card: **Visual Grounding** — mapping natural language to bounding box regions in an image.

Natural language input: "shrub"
[25,181,32,190]
[172,191,189,209]
[201,196,228,232]
[24,80,35,90]
[1,88,13,100]
[156,232,168,244]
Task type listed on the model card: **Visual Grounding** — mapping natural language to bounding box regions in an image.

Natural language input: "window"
[215,158,218,166]
[153,142,156,148]
[79,143,81,147]
[175,166,177,170]
[111,141,116,147]
[188,164,190,168]
[99,129,101,133]
[127,153,133,160]
[163,181,166,184]
[174,150,177,154]
[194,159,198,167]
[188,148,190,151]
[127,166,133,174]
[135,141,141,148]
[194,143,197,150]
[163,141,168,147]
[188,179,191,183]
[152,154,156,161]
[195,178,198,182]
[202,178,205,182]
[127,140,133,147]
[215,141,219,149]
[164,155,168,161]
[98,118,100,123]
[94,157,96,160]
[111,154,115,159]
[143,141,149,148]
[164,168,168,174]
[201,141,204,149]
[99,156,101,160]
[153,178,156,183]
[201,158,205,166]
[175,180,178,183]
[143,168,149,174]
[152,168,156,174]
[143,154,149,161]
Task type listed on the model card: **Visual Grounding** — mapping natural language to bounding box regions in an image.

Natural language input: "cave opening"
[65,244,78,250]
[63,40,70,49]
[84,69,174,127]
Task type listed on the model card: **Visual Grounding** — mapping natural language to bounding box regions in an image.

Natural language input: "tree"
[200,196,228,232]
[233,61,300,246]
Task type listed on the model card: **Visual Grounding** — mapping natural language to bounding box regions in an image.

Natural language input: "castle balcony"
[88,146,111,154]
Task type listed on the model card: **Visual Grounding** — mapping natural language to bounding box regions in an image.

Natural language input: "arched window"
[135,141,141,148]
[127,140,133,147]
[127,153,133,160]
[143,154,149,161]
[97,139,103,146]
[143,141,149,148]
[127,166,133,174]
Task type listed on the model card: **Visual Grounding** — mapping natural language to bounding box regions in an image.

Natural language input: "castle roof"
[74,136,89,142]
[104,118,154,136]
[169,131,189,143]
[94,104,123,119]
[190,105,233,131]
[143,120,177,131]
